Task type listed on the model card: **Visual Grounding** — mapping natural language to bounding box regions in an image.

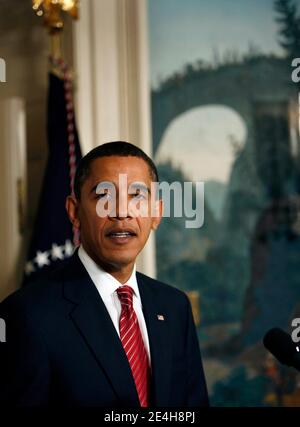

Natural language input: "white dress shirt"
[78,245,151,363]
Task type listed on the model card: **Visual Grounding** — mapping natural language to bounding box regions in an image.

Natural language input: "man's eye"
[133,192,147,200]
[96,193,112,200]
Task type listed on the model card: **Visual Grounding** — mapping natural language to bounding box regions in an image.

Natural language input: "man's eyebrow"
[90,184,99,194]
[89,182,151,194]
[90,182,112,194]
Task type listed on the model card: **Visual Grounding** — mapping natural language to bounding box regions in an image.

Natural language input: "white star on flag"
[35,250,50,268]
[51,243,64,261]
[64,239,74,257]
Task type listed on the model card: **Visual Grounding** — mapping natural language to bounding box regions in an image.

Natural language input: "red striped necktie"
[117,285,150,407]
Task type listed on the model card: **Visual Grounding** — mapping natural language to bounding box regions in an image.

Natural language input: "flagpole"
[50,32,62,60]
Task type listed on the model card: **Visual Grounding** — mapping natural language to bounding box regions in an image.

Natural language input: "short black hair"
[74,141,159,199]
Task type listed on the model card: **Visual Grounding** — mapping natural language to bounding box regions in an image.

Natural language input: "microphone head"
[263,327,298,367]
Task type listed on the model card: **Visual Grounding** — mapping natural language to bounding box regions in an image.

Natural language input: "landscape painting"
[148,0,300,406]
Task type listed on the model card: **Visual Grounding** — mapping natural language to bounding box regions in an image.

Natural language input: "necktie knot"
[116,285,134,309]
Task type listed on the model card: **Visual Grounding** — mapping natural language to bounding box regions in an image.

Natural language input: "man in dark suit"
[0,141,209,407]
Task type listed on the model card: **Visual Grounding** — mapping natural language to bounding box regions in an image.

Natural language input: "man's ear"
[151,199,163,231]
[66,195,80,229]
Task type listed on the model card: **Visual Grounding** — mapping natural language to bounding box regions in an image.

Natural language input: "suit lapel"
[63,254,139,406]
[137,273,172,406]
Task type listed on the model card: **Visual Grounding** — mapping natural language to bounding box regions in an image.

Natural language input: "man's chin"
[108,256,136,269]
[99,251,137,270]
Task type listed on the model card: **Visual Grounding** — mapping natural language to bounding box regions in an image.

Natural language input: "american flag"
[23,59,82,284]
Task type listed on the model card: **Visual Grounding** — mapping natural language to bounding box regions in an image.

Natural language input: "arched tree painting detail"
[148,0,300,406]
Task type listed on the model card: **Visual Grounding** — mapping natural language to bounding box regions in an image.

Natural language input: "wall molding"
[0,98,26,299]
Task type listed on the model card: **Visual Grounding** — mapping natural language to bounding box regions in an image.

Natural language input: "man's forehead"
[90,155,148,166]
[89,178,152,190]
[88,156,152,180]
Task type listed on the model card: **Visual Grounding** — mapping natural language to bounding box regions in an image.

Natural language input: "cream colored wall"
[0,2,46,299]
[0,99,26,300]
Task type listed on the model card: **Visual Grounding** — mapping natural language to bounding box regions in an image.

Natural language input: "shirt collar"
[78,245,140,300]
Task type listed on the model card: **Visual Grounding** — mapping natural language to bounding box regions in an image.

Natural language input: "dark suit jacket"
[0,253,209,407]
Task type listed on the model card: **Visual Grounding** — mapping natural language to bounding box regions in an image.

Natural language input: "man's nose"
[114,193,131,219]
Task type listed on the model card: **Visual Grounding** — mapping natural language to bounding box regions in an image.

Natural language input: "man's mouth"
[105,229,137,244]
[107,231,136,238]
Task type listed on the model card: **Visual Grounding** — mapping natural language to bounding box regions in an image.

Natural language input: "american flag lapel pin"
[157,314,165,321]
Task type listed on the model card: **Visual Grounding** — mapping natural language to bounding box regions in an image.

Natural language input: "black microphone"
[263,327,300,371]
